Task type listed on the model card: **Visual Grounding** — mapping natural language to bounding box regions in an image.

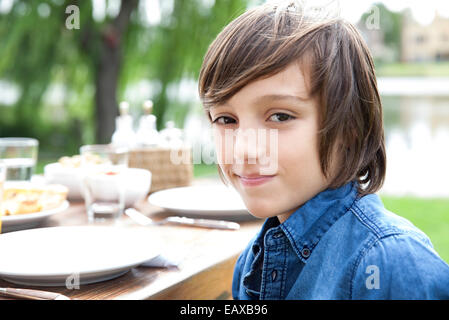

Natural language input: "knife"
[125,208,240,230]
[0,287,70,300]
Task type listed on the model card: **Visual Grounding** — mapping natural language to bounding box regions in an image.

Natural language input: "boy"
[198,1,449,299]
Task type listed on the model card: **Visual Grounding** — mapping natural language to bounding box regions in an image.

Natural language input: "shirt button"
[301,247,311,259]
[271,270,277,281]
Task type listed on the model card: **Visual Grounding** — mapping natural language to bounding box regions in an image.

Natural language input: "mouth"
[235,174,276,187]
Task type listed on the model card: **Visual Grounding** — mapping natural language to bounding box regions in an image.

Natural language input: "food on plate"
[1,184,68,216]
[58,154,105,168]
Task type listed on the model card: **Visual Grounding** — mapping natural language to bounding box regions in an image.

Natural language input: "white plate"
[0,226,160,286]
[148,185,252,219]
[1,201,70,233]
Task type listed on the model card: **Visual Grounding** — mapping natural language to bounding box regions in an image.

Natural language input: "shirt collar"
[255,181,359,263]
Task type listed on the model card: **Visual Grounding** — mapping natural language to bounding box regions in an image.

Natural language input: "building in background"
[401,10,449,62]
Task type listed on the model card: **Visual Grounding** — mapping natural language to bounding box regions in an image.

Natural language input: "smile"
[237,174,276,187]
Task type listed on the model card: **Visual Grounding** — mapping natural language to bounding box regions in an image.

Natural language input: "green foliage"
[375,3,402,50]
[119,0,248,129]
[0,0,247,158]
[0,0,95,155]
[361,2,403,62]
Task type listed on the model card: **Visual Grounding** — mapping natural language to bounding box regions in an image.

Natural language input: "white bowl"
[44,163,83,200]
[122,168,152,207]
[44,163,152,207]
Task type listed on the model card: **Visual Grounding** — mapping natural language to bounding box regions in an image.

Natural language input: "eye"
[268,113,295,122]
[212,116,236,125]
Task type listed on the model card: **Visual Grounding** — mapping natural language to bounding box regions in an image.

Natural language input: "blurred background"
[1,0,448,261]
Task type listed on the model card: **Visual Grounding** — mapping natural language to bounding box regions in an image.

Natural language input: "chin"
[243,201,278,219]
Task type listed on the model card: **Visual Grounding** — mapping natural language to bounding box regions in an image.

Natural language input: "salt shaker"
[111,101,137,148]
[136,100,161,147]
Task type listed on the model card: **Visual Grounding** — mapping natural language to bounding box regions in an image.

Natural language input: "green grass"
[381,196,449,264]
[376,61,449,77]
[193,163,219,178]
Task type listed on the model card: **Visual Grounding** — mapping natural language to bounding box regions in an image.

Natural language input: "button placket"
[260,231,286,299]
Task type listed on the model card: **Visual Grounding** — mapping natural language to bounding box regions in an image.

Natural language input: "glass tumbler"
[79,144,129,224]
[0,138,38,181]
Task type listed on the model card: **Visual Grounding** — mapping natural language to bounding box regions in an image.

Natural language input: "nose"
[233,128,261,165]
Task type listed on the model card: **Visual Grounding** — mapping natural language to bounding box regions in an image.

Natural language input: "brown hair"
[198,2,386,196]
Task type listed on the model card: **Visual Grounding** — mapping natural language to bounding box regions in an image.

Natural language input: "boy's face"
[210,62,332,223]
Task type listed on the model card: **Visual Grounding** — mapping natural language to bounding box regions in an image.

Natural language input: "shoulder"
[350,232,449,299]
[347,194,449,299]
[350,193,431,243]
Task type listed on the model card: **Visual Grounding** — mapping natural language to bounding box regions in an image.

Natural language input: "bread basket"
[128,146,193,193]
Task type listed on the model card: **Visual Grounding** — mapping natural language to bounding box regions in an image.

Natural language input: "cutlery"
[125,208,240,230]
[0,287,70,300]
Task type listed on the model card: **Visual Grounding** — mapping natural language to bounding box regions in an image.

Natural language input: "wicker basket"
[129,146,193,193]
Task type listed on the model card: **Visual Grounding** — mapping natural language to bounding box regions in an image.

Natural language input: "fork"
[0,287,70,300]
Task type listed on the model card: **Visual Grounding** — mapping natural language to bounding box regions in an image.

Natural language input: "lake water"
[379,78,449,198]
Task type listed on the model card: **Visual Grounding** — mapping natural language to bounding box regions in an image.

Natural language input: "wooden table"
[0,196,263,300]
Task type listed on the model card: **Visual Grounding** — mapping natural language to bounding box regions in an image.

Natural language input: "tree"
[0,0,247,152]
[80,0,139,143]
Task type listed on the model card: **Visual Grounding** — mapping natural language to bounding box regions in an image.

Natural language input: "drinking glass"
[0,138,38,181]
[80,144,129,224]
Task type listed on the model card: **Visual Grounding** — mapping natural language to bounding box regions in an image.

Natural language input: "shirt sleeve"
[351,232,449,299]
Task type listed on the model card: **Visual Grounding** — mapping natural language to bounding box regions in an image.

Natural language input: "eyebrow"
[210,94,310,110]
[253,94,310,105]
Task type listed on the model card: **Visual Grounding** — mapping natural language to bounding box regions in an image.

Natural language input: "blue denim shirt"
[232,181,449,299]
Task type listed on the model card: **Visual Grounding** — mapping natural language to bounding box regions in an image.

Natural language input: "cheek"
[277,126,322,176]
